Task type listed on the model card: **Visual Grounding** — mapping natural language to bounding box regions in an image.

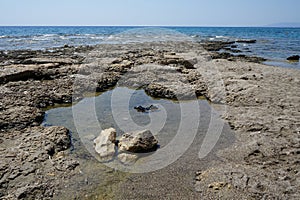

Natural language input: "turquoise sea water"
[0,26,299,68]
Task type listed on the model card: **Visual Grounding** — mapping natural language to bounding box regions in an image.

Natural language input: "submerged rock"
[134,105,158,113]
[119,130,158,153]
[94,128,117,160]
[118,153,139,165]
[287,55,300,61]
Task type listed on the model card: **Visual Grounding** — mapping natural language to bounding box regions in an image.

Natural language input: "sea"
[0,26,299,69]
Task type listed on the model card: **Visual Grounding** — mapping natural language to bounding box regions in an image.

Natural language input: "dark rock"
[223,47,242,53]
[145,83,176,99]
[134,105,158,113]
[210,52,266,63]
[236,39,257,44]
[107,60,134,73]
[159,57,196,69]
[239,55,267,63]
[111,58,123,64]
[231,49,242,53]
[181,59,197,69]
[211,52,232,60]
[287,55,300,61]
[202,41,235,51]
[0,47,86,67]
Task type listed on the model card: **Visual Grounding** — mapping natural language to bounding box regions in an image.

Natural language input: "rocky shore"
[0,41,299,199]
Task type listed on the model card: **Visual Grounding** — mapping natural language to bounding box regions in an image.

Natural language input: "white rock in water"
[118,153,138,165]
[119,130,158,153]
[94,128,116,160]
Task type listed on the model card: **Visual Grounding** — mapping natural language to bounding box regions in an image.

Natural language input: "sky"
[0,0,299,26]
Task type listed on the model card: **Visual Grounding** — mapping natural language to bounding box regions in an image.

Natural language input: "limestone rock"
[119,130,158,153]
[94,128,117,159]
[43,126,71,155]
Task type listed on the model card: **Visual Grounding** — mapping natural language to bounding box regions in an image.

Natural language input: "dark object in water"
[287,55,300,61]
[134,105,158,113]
[236,39,257,44]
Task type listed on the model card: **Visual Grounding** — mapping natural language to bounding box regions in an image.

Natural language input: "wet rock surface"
[0,41,299,199]
[201,40,267,63]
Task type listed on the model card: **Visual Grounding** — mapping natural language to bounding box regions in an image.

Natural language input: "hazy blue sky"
[1,0,299,26]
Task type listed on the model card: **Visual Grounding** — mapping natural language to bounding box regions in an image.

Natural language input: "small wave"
[43,34,57,37]
[7,38,25,42]
[0,35,26,39]
[59,36,68,40]
[107,35,116,40]
[32,37,49,41]
[90,36,105,40]
[32,34,59,41]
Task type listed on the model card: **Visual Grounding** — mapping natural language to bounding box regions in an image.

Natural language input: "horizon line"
[0,24,298,28]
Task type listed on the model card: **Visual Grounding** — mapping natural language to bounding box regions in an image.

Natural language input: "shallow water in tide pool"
[43,87,235,199]
[43,87,204,154]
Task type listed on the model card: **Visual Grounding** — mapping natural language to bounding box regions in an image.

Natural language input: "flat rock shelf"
[42,87,235,199]
[1,41,300,199]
